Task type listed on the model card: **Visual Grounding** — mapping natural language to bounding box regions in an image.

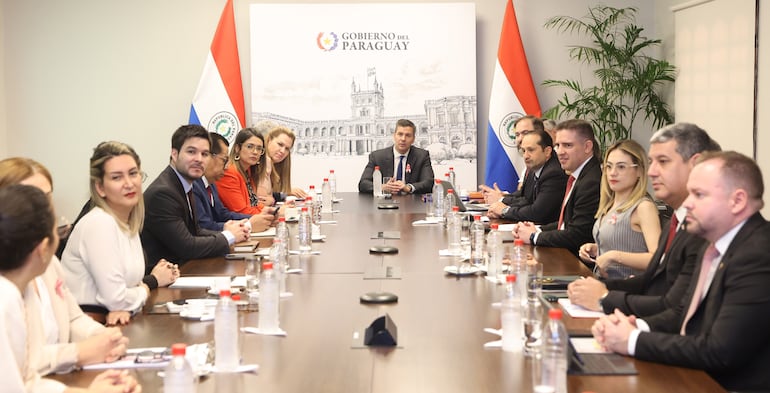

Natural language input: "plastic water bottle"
[270,237,287,293]
[276,216,289,253]
[511,238,528,302]
[501,274,524,352]
[307,184,316,199]
[215,290,239,371]
[444,188,456,219]
[448,166,457,187]
[258,261,280,332]
[164,343,196,393]
[536,309,568,393]
[373,166,383,197]
[487,223,502,282]
[329,169,337,200]
[432,179,444,220]
[470,215,485,266]
[321,178,332,213]
[447,206,462,256]
[298,206,312,253]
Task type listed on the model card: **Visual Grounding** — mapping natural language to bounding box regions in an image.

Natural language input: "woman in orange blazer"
[216,128,268,215]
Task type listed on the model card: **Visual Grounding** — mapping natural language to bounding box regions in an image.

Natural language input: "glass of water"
[244,255,261,294]
[523,297,543,357]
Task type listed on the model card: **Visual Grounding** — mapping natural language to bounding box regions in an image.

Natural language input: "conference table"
[52,192,726,392]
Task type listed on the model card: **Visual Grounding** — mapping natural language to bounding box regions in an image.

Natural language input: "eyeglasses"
[603,163,639,172]
[514,129,535,138]
[134,349,171,364]
[212,153,229,166]
[242,143,264,155]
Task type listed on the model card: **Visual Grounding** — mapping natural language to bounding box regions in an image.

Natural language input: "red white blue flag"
[189,0,246,144]
[484,0,541,192]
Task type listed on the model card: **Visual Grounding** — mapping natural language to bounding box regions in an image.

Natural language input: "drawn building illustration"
[252,70,477,161]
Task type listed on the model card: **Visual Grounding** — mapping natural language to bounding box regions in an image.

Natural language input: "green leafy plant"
[543,5,676,151]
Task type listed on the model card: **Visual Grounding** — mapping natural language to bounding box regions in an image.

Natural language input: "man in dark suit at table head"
[358,119,435,195]
[141,125,250,272]
[484,130,568,224]
[513,119,602,256]
[193,132,274,233]
[592,150,770,392]
[568,123,720,315]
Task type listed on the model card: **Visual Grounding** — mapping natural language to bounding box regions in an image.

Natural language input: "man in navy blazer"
[514,119,602,256]
[483,130,567,224]
[142,125,250,271]
[593,151,770,392]
[193,132,274,232]
[358,119,435,195]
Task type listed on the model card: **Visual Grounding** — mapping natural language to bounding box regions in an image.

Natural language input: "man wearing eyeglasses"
[142,125,250,271]
[192,132,273,233]
[481,115,544,198]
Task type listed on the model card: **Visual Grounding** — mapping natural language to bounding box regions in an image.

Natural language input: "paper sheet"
[558,298,606,318]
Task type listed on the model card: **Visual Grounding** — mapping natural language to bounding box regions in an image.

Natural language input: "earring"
[234,155,240,161]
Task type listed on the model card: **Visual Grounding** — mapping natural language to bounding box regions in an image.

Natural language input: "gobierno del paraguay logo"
[207,111,239,143]
[498,112,524,149]
[317,32,339,51]
[316,31,410,51]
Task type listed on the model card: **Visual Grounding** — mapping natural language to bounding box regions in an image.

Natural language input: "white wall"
[0,0,658,219]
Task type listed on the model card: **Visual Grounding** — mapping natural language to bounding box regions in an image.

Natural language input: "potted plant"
[542,5,676,152]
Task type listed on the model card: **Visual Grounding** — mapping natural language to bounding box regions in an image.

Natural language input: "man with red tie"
[568,123,720,315]
[592,151,770,392]
[513,119,602,256]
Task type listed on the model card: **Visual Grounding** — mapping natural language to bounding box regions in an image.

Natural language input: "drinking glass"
[244,255,261,293]
[526,260,543,301]
[523,298,543,356]
[382,177,392,195]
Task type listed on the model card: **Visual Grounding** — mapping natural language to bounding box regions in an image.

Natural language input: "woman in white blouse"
[63,141,178,325]
[0,184,141,393]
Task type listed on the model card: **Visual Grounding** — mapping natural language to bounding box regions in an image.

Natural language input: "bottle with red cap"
[447,206,463,255]
[321,177,332,213]
[373,165,383,197]
[536,308,568,393]
[164,343,196,393]
[470,215,485,266]
[298,206,312,253]
[215,289,239,371]
[501,274,523,352]
[259,261,280,332]
[328,169,337,200]
[511,238,528,301]
[432,179,444,219]
[487,223,502,281]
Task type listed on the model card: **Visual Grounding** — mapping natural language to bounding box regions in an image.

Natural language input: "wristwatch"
[501,206,511,216]
[407,184,415,194]
[598,290,609,311]
[529,232,536,245]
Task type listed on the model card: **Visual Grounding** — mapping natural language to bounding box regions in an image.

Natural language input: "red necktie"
[680,244,719,335]
[557,175,575,229]
[664,215,679,252]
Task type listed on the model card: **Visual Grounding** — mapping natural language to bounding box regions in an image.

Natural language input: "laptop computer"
[438,180,489,212]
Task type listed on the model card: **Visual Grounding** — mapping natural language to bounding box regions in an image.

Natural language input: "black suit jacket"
[635,213,770,392]
[358,146,435,194]
[141,166,230,272]
[536,156,601,255]
[500,154,567,224]
[602,216,707,317]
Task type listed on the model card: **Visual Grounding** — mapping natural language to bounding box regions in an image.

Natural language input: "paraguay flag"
[484,0,541,192]
[189,0,246,144]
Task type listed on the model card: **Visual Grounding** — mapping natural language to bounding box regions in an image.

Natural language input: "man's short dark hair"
[395,119,416,134]
[699,151,764,209]
[650,123,721,161]
[531,129,553,149]
[514,115,545,133]
[209,132,230,156]
[171,124,211,151]
[556,119,600,160]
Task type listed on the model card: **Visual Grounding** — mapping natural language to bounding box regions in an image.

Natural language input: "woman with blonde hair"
[263,126,308,202]
[0,157,132,374]
[62,141,177,326]
[578,139,661,279]
[0,184,141,393]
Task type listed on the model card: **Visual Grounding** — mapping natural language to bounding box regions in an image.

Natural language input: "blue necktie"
[396,155,405,181]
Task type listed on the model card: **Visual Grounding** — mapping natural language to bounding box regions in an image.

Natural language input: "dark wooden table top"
[52,192,726,393]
